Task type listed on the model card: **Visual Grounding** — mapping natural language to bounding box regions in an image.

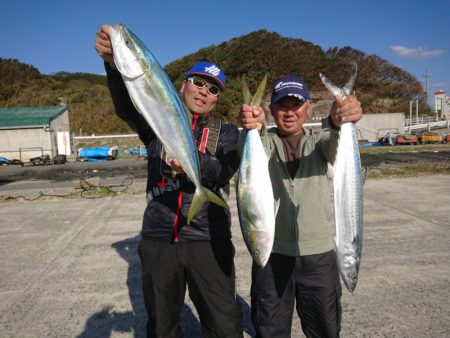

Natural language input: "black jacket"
[106,64,240,241]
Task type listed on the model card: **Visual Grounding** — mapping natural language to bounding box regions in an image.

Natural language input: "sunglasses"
[187,76,221,97]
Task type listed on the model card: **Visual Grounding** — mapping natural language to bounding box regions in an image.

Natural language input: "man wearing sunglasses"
[95,24,243,338]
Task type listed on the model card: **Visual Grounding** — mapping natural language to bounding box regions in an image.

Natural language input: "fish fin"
[120,67,145,80]
[327,162,335,180]
[274,199,280,218]
[259,256,270,268]
[187,187,229,224]
[251,74,267,106]
[362,166,367,185]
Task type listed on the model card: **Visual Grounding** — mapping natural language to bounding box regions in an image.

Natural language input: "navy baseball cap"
[185,61,226,89]
[271,75,310,105]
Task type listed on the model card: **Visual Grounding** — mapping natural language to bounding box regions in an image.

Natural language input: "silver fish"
[109,24,227,223]
[320,64,364,292]
[237,75,276,267]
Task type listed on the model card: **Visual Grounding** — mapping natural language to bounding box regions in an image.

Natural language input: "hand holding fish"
[94,24,116,70]
[165,158,185,174]
[237,75,275,268]
[239,104,265,131]
[320,65,364,292]
[108,24,229,223]
[329,95,362,127]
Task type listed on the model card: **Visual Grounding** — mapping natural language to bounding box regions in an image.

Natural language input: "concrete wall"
[0,110,70,161]
[0,128,53,161]
[50,110,70,133]
[356,113,405,142]
[50,110,71,156]
[307,113,406,142]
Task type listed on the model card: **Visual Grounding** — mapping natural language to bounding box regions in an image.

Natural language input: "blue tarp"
[359,142,383,147]
[84,157,108,162]
[78,147,118,162]
[79,147,113,157]
[127,148,147,156]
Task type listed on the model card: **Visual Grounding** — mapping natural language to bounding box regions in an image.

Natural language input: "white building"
[434,90,450,119]
[0,105,72,162]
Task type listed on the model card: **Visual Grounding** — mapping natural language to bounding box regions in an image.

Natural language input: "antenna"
[423,67,431,104]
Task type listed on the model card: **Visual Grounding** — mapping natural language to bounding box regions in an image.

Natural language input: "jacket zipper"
[172,114,201,242]
[173,189,183,242]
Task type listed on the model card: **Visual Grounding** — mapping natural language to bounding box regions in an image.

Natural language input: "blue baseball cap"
[185,61,226,90]
[271,75,310,105]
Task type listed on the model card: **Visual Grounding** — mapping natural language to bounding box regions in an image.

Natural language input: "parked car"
[53,155,67,164]
[9,159,23,166]
[30,154,52,165]
[419,132,442,144]
[0,156,9,165]
[397,133,419,145]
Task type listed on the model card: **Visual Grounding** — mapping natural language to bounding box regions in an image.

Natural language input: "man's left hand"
[330,96,362,128]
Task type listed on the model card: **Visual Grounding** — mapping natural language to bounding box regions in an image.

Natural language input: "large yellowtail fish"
[109,24,227,223]
[237,75,276,267]
[319,64,364,292]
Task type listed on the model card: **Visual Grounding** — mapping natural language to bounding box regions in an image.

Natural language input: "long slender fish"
[319,64,364,292]
[109,24,227,223]
[237,75,276,267]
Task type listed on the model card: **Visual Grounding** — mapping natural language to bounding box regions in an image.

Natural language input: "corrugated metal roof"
[0,106,67,128]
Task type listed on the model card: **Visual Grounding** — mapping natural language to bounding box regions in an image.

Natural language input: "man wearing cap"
[239,75,362,338]
[95,25,243,338]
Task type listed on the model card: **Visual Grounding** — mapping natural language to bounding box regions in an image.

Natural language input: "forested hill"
[0,29,428,135]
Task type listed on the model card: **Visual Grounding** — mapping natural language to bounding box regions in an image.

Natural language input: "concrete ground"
[0,174,449,337]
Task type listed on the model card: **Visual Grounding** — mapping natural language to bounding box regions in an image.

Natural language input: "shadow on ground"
[77,235,255,338]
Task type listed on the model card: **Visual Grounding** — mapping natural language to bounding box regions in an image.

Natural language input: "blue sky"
[1,0,449,106]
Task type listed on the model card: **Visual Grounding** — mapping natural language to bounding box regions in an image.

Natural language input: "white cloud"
[430,82,449,89]
[390,45,444,60]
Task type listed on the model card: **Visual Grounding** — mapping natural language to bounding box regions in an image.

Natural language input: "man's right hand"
[94,24,116,70]
[239,104,265,131]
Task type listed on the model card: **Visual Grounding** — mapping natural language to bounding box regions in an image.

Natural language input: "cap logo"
[204,65,221,76]
[275,81,303,91]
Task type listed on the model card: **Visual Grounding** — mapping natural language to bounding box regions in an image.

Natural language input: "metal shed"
[0,105,72,162]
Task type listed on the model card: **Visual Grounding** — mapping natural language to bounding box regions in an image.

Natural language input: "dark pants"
[138,239,243,338]
[251,250,342,338]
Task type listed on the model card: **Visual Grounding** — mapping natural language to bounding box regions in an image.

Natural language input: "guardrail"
[74,133,139,140]
[405,117,438,126]
[406,120,450,132]
[73,124,324,140]
[71,120,448,145]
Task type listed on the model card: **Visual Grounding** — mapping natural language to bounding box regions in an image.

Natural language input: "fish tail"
[187,187,229,224]
[241,74,268,106]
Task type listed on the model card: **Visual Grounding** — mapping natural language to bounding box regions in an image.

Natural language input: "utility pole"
[409,101,413,131]
[423,67,431,105]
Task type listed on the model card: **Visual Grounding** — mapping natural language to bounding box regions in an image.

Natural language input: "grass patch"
[75,137,143,149]
[360,143,450,155]
[79,186,119,198]
[367,164,450,179]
